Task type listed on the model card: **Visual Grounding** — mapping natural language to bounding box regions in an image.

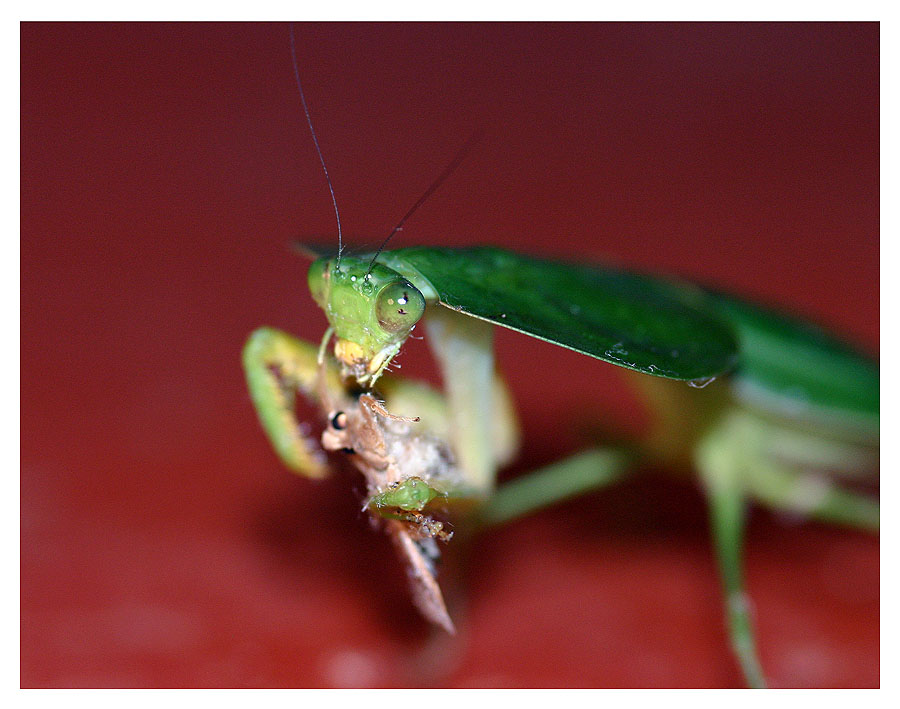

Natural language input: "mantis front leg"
[242,327,346,478]
[424,305,501,495]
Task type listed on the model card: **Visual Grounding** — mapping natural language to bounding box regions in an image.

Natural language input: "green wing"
[700,290,879,426]
[376,247,739,381]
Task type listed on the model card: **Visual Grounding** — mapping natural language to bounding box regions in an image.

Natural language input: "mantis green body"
[243,245,878,688]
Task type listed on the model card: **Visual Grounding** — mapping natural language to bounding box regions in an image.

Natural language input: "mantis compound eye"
[306,258,332,307]
[375,281,425,333]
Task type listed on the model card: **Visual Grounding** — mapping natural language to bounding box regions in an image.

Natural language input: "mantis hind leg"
[695,415,767,688]
[745,462,879,532]
[735,413,879,533]
[694,406,879,687]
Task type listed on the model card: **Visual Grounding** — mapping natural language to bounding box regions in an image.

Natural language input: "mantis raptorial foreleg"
[243,323,523,499]
[424,305,499,494]
[242,327,342,478]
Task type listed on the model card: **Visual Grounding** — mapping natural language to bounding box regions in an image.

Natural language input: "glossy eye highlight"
[375,281,425,333]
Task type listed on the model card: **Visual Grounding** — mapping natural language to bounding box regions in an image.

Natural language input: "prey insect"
[243,29,878,687]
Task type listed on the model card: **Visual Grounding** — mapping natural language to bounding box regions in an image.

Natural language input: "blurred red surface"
[21,22,878,687]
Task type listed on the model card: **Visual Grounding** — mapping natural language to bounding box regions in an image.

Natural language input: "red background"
[21,22,879,688]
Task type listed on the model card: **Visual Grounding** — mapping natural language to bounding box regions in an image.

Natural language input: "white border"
[10,6,892,704]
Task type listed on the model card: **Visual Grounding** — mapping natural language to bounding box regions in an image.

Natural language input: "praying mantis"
[243,244,878,688]
[242,29,878,688]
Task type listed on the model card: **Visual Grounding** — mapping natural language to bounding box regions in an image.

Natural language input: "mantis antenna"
[289,23,344,268]
[366,129,484,276]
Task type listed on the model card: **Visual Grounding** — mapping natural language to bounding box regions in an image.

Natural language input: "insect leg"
[713,408,879,531]
[424,306,498,494]
[695,414,767,689]
[477,447,635,528]
[742,454,879,532]
[242,326,342,478]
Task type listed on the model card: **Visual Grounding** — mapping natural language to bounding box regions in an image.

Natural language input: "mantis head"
[308,256,426,387]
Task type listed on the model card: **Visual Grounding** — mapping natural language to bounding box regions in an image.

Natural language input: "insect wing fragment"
[388,521,455,634]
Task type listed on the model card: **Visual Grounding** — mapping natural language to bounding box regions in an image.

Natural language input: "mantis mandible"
[242,30,879,688]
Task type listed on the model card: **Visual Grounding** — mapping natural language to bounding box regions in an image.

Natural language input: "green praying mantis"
[242,33,879,687]
[244,243,878,687]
